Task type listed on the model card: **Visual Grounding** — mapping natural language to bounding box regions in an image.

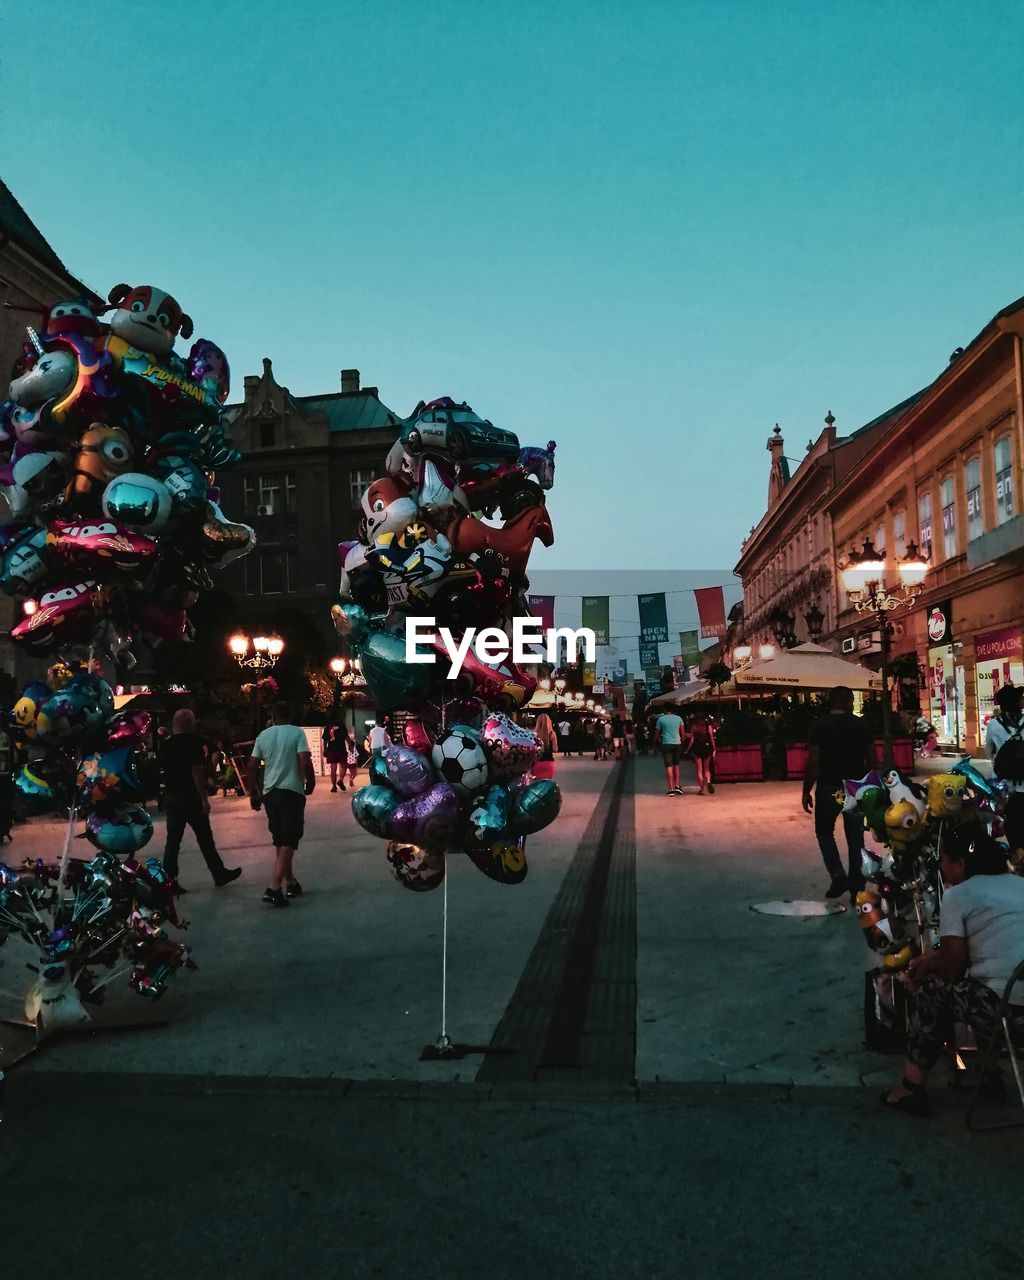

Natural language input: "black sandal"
[880,1076,931,1117]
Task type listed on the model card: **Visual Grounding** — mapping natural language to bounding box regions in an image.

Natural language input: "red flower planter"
[875,738,914,772]
[714,744,764,782]
[786,743,809,780]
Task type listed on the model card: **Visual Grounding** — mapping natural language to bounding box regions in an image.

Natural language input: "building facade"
[218,361,402,644]
[0,179,102,676]
[827,296,1024,752]
[733,398,917,661]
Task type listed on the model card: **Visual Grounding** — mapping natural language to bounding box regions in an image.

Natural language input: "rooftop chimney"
[341,369,360,394]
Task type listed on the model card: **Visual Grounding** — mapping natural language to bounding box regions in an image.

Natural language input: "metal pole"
[879,603,893,770]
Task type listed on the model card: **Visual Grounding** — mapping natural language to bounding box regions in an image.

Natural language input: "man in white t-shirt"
[558,719,572,757]
[247,700,316,909]
[882,826,1024,1116]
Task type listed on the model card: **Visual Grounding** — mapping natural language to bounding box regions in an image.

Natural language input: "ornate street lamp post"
[840,540,928,766]
[768,606,797,649]
[804,600,825,642]
[229,632,285,670]
[329,655,365,729]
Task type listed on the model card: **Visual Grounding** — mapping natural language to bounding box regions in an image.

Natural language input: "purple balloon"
[390,782,460,848]
[384,744,435,797]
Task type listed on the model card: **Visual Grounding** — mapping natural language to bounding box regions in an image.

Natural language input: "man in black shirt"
[161,709,241,890]
[802,685,876,899]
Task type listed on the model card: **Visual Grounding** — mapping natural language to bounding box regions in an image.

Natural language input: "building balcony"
[967,515,1024,571]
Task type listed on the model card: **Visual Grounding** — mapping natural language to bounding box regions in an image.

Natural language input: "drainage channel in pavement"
[476,757,636,1086]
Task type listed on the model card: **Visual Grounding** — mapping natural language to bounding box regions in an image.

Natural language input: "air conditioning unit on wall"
[257,503,274,516]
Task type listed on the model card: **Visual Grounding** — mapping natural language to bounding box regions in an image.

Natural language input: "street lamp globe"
[841,540,885,596]
[329,657,345,675]
[897,540,929,588]
[267,636,285,657]
[229,633,249,657]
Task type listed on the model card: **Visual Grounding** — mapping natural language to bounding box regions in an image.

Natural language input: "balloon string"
[441,851,448,1040]
[56,804,78,918]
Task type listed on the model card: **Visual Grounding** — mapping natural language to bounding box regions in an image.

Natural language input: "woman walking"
[323,721,346,792]
[688,713,716,794]
[343,730,360,789]
[532,713,558,780]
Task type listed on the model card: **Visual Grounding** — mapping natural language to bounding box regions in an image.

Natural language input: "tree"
[705,660,733,692]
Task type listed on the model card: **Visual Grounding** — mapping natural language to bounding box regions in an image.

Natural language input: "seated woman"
[883,824,1024,1116]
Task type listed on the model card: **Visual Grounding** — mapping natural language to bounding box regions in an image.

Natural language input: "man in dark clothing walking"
[161,709,242,890]
[802,685,876,899]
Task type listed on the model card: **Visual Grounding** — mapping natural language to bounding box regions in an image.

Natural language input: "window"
[350,467,375,509]
[918,490,933,556]
[995,436,1014,525]
[874,523,886,555]
[259,421,276,448]
[244,548,295,595]
[965,456,982,541]
[243,472,295,515]
[894,510,906,558]
[941,476,957,559]
[807,519,815,557]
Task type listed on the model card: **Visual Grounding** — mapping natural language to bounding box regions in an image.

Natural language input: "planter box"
[875,738,914,772]
[714,743,764,783]
[786,743,809,780]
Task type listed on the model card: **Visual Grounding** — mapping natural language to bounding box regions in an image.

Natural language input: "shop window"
[894,510,906,558]
[941,477,956,560]
[350,467,375,509]
[965,456,983,541]
[918,491,932,557]
[995,436,1014,526]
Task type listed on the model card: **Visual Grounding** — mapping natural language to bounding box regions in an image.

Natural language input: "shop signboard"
[926,600,954,646]
[975,626,1024,729]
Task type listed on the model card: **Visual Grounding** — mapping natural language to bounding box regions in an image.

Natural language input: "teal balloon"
[511,779,562,834]
[37,673,115,747]
[358,630,433,711]
[86,803,153,854]
[13,764,60,814]
[77,743,140,806]
[332,602,371,645]
[468,784,512,843]
[351,784,399,838]
[368,753,390,786]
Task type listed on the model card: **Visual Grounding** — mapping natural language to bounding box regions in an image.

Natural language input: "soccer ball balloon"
[430,725,489,796]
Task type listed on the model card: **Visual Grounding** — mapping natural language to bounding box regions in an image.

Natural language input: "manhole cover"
[750,900,847,917]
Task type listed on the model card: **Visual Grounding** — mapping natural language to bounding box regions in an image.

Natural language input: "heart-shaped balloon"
[468,783,512,843]
[480,713,539,780]
[390,782,460,848]
[465,836,528,885]
[105,708,152,746]
[384,744,435,797]
[403,718,434,755]
[85,803,153,854]
[510,778,561,834]
[351,785,400,838]
[386,840,445,892]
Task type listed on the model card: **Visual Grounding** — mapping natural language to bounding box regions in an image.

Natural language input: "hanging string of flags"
[526,586,731,693]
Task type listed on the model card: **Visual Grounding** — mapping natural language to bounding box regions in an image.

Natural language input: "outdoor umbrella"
[647,678,746,708]
[733,642,881,691]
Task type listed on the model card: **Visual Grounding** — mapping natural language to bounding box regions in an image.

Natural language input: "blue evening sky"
[2,1,1022,581]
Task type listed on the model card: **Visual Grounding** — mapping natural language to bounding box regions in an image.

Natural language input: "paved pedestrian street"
[3,757,1023,1278]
